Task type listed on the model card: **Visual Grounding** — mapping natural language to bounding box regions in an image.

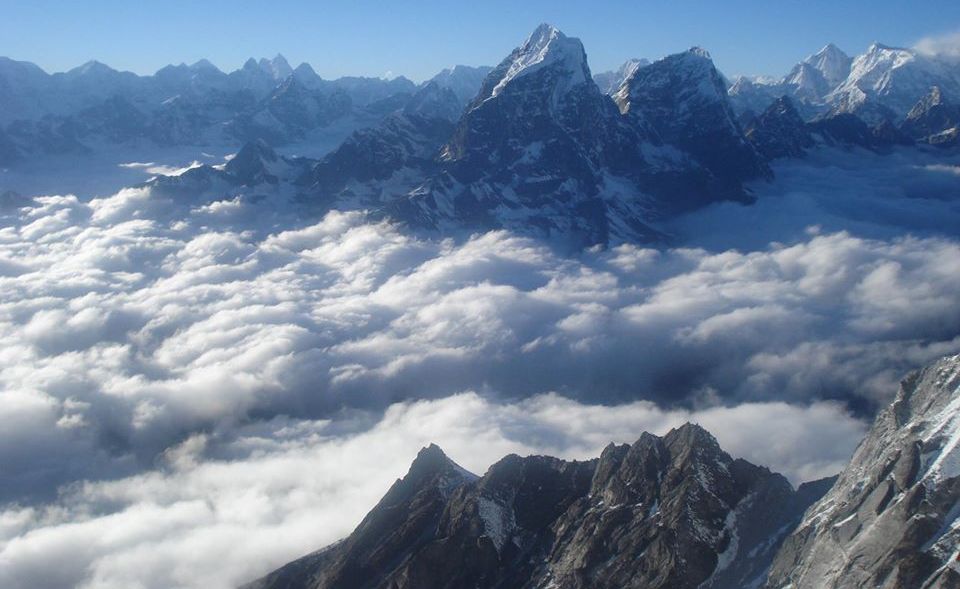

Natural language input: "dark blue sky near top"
[2,0,960,81]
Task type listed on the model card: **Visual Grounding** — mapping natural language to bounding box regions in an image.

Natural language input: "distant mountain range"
[2,24,958,246]
[727,42,960,128]
[245,353,960,589]
[0,53,491,157]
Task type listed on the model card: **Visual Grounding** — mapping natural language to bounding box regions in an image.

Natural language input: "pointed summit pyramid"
[803,43,852,87]
[476,23,591,104]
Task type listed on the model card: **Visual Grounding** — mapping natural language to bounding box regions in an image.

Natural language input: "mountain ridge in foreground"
[245,354,960,589]
[244,426,831,589]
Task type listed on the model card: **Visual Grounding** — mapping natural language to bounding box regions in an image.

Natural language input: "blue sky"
[4,0,960,80]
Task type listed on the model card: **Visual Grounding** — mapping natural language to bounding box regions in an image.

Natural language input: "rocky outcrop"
[744,96,815,160]
[305,113,454,203]
[246,424,829,589]
[615,47,770,201]
[766,354,960,589]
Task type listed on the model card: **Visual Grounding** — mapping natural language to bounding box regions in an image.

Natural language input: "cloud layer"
[0,167,958,587]
[1,186,959,504]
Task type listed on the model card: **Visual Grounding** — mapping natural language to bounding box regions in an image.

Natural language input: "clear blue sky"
[4,0,960,81]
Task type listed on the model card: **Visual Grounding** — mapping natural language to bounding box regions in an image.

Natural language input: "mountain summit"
[803,43,853,87]
[247,425,830,589]
[479,23,590,106]
[240,354,960,589]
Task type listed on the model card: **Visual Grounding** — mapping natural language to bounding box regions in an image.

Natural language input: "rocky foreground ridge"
[245,354,960,589]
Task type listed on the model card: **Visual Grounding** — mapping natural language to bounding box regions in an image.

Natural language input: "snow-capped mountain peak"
[803,43,852,87]
[486,23,590,100]
[825,41,960,117]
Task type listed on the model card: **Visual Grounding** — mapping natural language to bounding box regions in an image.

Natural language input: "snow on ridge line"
[489,24,588,99]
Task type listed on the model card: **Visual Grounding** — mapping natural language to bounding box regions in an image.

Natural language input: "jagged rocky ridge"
[9,24,956,244]
[245,354,960,589]
[132,23,956,245]
[246,425,833,589]
[900,86,960,147]
[126,24,775,245]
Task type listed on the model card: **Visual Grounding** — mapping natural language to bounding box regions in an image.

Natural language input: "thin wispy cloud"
[914,29,960,59]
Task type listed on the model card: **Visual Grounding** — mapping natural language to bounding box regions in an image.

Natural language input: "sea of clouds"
[0,146,959,587]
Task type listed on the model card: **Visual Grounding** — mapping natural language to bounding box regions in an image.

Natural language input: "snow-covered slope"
[804,43,853,88]
[828,44,960,120]
[766,354,960,589]
[477,23,592,107]
[728,45,852,119]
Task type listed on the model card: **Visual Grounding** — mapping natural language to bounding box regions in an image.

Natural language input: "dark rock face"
[614,48,770,201]
[245,444,478,589]
[744,96,914,160]
[808,112,912,151]
[306,113,454,200]
[246,425,829,589]
[441,23,640,180]
[416,24,655,244]
[540,426,824,589]
[766,354,960,589]
[744,96,815,160]
[149,139,312,198]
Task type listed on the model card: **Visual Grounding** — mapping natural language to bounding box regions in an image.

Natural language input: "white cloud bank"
[0,188,959,498]
[0,176,957,587]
